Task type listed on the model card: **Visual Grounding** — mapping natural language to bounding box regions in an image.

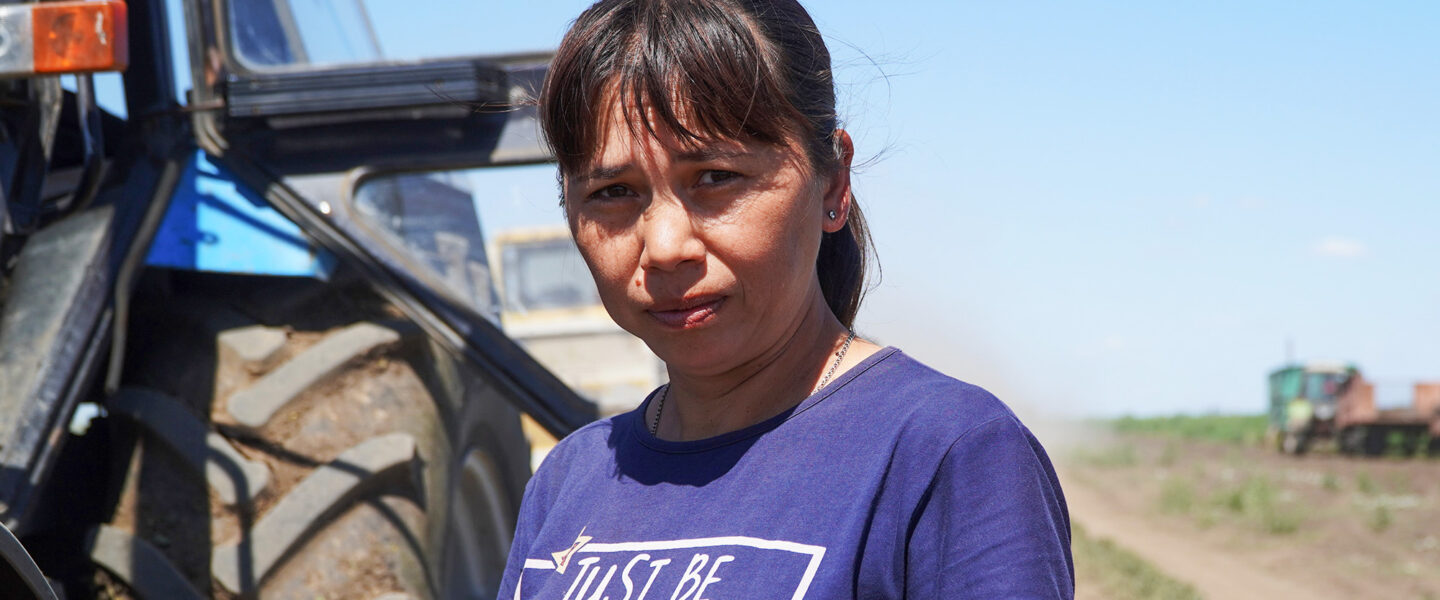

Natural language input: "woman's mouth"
[647,296,725,329]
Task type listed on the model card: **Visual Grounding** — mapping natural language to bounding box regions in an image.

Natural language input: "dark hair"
[539,0,875,328]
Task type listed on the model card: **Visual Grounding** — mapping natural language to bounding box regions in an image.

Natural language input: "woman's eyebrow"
[573,164,632,185]
[573,147,751,184]
[675,147,750,163]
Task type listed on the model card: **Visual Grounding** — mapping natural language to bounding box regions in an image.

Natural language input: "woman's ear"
[822,129,855,234]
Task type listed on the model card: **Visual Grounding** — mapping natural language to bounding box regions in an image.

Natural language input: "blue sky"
[807,2,1440,416]
[837,2,1440,416]
[136,1,1440,417]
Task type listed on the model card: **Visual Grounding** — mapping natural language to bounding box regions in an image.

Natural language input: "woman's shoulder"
[844,349,1063,513]
[842,347,1022,439]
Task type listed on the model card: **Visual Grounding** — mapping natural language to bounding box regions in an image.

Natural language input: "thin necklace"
[650,384,667,436]
[815,329,857,392]
[650,330,857,436]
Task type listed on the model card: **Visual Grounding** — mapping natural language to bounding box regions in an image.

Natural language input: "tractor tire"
[89,272,530,599]
[1280,430,1310,455]
[1360,427,1387,456]
[1337,428,1355,455]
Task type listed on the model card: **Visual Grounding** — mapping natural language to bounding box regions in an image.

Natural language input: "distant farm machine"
[1269,363,1440,456]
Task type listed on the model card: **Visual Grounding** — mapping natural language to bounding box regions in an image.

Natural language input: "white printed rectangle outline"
[521,535,827,600]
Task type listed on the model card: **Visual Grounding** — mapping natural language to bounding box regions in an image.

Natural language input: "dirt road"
[1062,470,1342,600]
[1058,432,1440,600]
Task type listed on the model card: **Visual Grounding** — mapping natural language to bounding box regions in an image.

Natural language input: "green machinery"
[1269,362,1439,456]
[1267,362,1354,454]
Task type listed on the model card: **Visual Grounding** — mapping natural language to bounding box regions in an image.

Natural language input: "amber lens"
[32,0,127,74]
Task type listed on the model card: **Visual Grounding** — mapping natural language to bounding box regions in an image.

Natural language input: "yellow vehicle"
[490,227,666,464]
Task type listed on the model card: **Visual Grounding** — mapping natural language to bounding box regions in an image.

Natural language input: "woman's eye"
[589,184,635,201]
[698,170,740,186]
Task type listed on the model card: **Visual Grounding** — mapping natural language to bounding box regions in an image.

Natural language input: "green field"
[1109,414,1268,445]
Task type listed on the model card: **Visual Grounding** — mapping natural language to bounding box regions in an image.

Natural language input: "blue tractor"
[0,1,592,597]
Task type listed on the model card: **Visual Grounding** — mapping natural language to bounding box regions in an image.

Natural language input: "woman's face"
[563,102,849,375]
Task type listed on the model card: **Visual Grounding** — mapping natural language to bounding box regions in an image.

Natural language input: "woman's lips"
[647,297,725,329]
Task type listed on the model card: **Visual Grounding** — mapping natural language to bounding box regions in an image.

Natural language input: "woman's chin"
[645,335,741,376]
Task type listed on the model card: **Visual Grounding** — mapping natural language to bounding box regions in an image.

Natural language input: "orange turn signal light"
[0,0,127,77]
[33,0,127,74]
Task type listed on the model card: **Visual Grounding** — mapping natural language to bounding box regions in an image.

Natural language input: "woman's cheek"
[584,256,640,331]
[583,238,641,299]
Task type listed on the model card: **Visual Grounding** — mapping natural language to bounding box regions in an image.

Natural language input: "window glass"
[501,238,598,313]
[353,171,499,317]
[352,163,585,318]
[225,0,593,70]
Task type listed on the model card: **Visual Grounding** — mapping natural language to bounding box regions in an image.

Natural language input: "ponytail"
[817,200,874,329]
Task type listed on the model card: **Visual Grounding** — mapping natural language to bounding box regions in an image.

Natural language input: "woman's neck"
[653,291,868,441]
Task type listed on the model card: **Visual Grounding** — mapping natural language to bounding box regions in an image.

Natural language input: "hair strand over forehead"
[542,0,817,174]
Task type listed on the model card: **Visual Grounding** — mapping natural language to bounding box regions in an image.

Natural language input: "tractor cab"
[1268,362,1354,454]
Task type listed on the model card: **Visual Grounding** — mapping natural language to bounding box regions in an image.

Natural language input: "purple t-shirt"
[498,348,1073,599]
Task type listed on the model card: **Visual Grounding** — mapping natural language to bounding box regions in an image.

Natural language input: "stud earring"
[827,209,838,220]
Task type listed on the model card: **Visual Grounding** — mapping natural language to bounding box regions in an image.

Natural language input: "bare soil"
[1059,431,1440,600]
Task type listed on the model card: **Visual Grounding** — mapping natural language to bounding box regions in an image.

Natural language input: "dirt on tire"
[94,272,473,599]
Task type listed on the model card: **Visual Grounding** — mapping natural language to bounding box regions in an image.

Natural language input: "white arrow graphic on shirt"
[550,527,592,574]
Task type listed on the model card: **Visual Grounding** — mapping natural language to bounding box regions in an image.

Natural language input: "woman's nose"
[638,199,705,272]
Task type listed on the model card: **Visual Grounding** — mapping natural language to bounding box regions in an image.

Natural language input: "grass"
[1356,472,1377,495]
[1207,475,1303,535]
[1153,472,1305,534]
[1072,524,1202,600]
[1322,473,1341,492]
[1369,505,1393,533]
[1158,478,1196,515]
[1111,414,1269,445]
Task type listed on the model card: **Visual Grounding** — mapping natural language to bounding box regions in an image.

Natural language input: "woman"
[499,0,1073,597]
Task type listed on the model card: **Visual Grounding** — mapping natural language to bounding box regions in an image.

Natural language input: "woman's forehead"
[598,87,718,146]
[568,93,799,173]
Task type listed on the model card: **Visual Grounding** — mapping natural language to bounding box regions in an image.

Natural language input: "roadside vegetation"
[1072,524,1201,600]
[1158,473,1303,534]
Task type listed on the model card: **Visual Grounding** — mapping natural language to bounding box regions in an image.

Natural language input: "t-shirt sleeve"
[906,415,1074,598]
